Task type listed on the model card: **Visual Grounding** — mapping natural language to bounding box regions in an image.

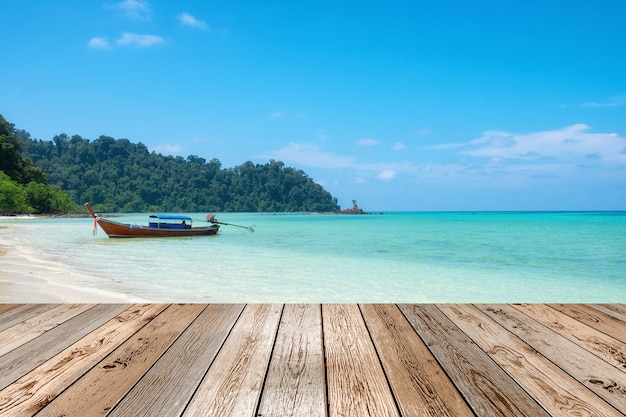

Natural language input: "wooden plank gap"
[182,304,283,417]
[399,304,550,417]
[0,304,132,391]
[361,304,474,417]
[0,303,168,417]
[107,303,245,417]
[323,304,399,417]
[440,304,623,417]
[34,304,206,417]
[257,304,326,417]
[478,304,626,414]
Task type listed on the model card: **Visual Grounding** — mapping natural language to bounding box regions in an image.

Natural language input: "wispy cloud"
[260,125,626,187]
[88,37,110,49]
[270,110,286,118]
[412,128,431,136]
[581,93,626,108]
[455,124,626,164]
[391,142,406,151]
[178,12,207,29]
[259,143,420,182]
[152,144,183,154]
[105,0,152,20]
[376,170,396,180]
[117,32,165,47]
[260,143,355,169]
[355,138,379,146]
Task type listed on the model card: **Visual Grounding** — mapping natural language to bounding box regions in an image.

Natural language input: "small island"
[336,199,368,214]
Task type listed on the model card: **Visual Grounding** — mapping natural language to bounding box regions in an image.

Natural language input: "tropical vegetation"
[0,115,77,214]
[2,114,340,213]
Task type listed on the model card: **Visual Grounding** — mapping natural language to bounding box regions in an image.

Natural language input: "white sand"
[0,241,146,303]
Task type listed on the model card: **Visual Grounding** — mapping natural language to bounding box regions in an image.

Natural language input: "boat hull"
[96,218,219,238]
[85,203,219,238]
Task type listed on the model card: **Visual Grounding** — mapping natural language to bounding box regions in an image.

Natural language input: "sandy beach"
[0,218,146,302]
[0,244,144,302]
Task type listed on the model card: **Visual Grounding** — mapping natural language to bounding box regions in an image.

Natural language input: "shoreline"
[0,242,147,303]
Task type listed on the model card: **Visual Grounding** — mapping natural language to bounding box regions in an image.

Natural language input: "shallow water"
[2,211,625,302]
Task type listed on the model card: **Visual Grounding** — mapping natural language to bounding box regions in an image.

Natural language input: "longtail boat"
[85,202,219,238]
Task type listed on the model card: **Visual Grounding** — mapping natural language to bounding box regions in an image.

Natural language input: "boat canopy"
[150,214,193,221]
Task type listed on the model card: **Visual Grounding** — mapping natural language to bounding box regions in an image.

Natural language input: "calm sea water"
[2,211,625,302]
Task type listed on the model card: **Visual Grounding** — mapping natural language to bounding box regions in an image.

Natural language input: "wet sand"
[0,242,145,303]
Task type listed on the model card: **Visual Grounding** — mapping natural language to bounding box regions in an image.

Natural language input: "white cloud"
[376,170,396,180]
[152,144,183,154]
[178,12,207,29]
[88,37,110,49]
[117,32,165,47]
[260,143,355,169]
[581,93,626,108]
[391,141,406,151]
[260,142,421,184]
[270,110,285,118]
[427,125,626,164]
[355,138,379,146]
[106,0,151,20]
[268,125,626,188]
[460,124,626,164]
[412,128,431,136]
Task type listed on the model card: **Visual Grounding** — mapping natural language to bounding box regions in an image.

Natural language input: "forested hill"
[18,132,340,213]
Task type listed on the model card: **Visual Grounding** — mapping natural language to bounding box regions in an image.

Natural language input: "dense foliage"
[16,128,340,213]
[0,115,78,214]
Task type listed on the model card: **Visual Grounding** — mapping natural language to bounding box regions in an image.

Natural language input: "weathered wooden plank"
[0,303,95,356]
[0,304,58,332]
[440,304,623,417]
[549,304,626,344]
[0,304,21,315]
[399,304,550,417]
[0,304,131,390]
[108,304,244,417]
[361,304,474,417]
[323,304,399,417]
[257,304,326,417]
[36,304,205,417]
[513,304,626,372]
[0,304,167,417]
[478,304,626,413]
[182,304,283,417]
[590,304,626,322]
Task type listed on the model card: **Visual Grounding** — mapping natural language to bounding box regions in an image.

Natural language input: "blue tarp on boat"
[150,214,193,221]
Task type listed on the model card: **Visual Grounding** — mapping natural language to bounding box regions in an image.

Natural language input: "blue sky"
[1,1,625,211]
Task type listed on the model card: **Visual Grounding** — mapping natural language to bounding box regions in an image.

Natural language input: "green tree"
[17,122,340,213]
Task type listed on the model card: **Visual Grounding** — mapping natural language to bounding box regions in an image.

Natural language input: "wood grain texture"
[182,303,283,417]
[361,304,473,417]
[0,303,95,356]
[0,303,167,417]
[36,304,205,417]
[549,304,626,344]
[1,304,624,417]
[257,303,326,417]
[0,304,58,332]
[590,304,626,322]
[108,304,245,417]
[440,304,623,417]
[399,304,550,417]
[0,304,131,390]
[323,304,400,417]
[513,304,626,372]
[0,304,20,315]
[478,304,626,413]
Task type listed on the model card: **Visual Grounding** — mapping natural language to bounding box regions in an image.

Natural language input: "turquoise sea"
[2,211,625,302]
